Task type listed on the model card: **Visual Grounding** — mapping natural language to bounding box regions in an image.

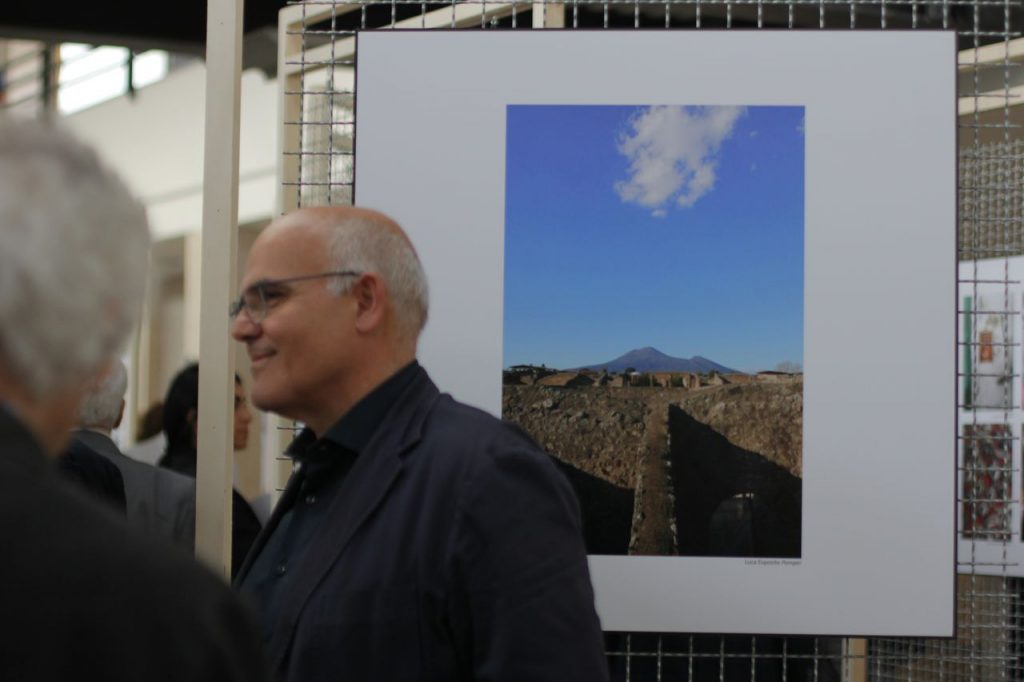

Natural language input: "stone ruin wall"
[502,377,803,487]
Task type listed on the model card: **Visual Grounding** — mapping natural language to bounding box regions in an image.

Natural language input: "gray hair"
[0,118,150,397]
[79,361,128,430]
[325,212,429,341]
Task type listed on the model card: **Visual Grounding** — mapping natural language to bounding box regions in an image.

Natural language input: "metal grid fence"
[280,2,1023,679]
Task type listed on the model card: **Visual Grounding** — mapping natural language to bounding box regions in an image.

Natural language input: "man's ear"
[353,273,387,333]
[115,399,125,430]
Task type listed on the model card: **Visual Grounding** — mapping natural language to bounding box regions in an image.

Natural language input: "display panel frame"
[354,29,956,636]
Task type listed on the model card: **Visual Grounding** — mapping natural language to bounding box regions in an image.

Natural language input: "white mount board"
[354,30,956,636]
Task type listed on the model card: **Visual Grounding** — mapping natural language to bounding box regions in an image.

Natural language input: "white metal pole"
[532,1,566,27]
[195,0,244,579]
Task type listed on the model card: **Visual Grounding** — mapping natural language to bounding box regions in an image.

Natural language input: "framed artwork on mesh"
[355,30,955,636]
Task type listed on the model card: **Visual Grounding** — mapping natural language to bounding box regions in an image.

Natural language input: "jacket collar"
[238,365,441,671]
[72,429,122,461]
[0,403,51,480]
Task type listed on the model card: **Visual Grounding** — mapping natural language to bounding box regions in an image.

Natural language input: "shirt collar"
[287,360,420,463]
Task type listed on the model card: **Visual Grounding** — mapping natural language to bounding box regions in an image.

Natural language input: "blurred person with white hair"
[0,117,270,682]
[67,361,198,548]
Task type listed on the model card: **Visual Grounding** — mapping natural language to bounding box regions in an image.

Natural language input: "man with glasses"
[232,206,608,681]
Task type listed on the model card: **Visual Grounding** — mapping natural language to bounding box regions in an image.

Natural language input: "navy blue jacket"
[235,366,608,681]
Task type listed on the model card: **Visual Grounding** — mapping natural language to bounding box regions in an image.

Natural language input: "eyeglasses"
[229,270,362,323]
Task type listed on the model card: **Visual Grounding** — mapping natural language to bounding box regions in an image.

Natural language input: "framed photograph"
[957,256,1024,576]
[961,423,1012,541]
[355,30,955,636]
[963,293,1015,410]
[502,103,804,560]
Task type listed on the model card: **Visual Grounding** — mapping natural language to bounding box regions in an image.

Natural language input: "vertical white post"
[195,0,244,579]
[183,231,203,359]
[127,273,156,446]
[843,639,867,682]
[532,1,565,27]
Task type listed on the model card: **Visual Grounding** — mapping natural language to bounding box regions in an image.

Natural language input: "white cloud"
[615,105,745,216]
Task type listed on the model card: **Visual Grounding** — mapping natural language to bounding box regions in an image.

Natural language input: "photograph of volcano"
[502,104,804,558]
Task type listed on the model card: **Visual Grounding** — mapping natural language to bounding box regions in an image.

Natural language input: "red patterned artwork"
[962,424,1012,540]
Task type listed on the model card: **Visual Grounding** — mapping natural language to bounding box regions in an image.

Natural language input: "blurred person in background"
[126,400,166,466]
[68,361,197,548]
[57,430,126,513]
[159,362,261,575]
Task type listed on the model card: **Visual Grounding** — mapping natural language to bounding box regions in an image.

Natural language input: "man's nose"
[230,311,258,340]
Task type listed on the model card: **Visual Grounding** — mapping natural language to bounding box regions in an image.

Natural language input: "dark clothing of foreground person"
[0,408,270,681]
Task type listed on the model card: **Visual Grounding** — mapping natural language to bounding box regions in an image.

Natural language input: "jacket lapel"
[266,368,441,670]
[72,430,122,460]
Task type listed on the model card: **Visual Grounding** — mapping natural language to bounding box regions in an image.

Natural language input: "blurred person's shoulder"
[0,415,269,682]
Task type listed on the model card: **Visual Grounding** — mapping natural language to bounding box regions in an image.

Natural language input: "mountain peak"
[577,348,738,374]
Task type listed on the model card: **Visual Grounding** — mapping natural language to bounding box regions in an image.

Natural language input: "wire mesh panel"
[960,141,1024,260]
[295,76,353,207]
[279,1,1023,679]
[872,577,1024,681]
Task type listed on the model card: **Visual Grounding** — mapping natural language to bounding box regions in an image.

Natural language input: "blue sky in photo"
[503,104,804,374]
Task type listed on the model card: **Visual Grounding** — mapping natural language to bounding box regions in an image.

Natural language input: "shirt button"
[276,562,287,577]
[305,494,317,505]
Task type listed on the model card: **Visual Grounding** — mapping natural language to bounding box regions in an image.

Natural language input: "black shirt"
[238,361,420,643]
